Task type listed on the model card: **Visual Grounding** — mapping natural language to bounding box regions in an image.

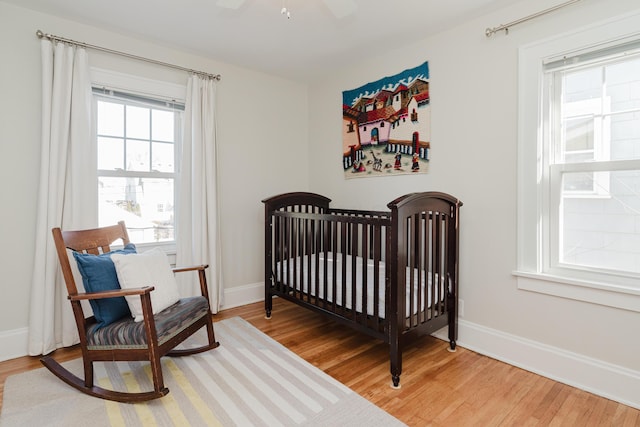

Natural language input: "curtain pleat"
[28,40,95,355]
[176,75,223,312]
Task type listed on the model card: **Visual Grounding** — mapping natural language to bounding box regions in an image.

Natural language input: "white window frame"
[516,12,640,313]
[91,68,186,253]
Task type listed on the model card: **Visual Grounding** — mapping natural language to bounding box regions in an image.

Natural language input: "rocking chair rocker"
[41,221,219,402]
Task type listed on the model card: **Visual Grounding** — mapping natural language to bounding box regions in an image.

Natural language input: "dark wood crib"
[262,191,462,388]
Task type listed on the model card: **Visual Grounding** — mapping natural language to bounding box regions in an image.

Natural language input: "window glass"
[95,92,183,244]
[97,101,124,136]
[152,110,175,142]
[126,105,150,139]
[560,169,640,274]
[97,136,124,170]
[547,48,640,276]
[152,141,174,173]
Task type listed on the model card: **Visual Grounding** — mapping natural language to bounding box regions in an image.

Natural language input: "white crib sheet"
[275,254,446,319]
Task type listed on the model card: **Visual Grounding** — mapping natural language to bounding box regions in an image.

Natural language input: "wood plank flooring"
[1,298,638,426]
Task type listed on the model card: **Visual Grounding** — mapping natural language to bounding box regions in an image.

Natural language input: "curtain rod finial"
[36,29,44,38]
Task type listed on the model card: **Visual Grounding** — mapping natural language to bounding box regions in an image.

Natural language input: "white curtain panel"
[176,75,223,312]
[28,40,96,355]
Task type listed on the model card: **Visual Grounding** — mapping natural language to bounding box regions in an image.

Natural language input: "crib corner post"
[447,291,458,350]
[265,289,272,320]
[390,337,402,389]
[264,200,274,320]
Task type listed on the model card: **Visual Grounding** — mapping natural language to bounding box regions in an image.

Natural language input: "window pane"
[152,110,175,142]
[97,101,123,137]
[565,152,594,163]
[98,176,174,243]
[126,106,150,139]
[561,170,640,273]
[563,117,594,162]
[126,139,150,172]
[562,170,593,192]
[563,67,602,103]
[610,111,640,160]
[606,57,640,112]
[97,137,124,170]
[152,141,174,172]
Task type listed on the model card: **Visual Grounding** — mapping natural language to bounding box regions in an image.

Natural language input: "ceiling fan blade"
[216,0,246,9]
[323,0,357,19]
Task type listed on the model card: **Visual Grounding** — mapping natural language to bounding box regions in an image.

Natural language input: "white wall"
[0,2,308,358]
[307,0,640,409]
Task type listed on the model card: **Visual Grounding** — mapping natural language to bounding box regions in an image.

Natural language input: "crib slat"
[293,216,299,299]
[443,212,450,317]
[341,222,347,317]
[305,215,312,304]
[374,222,382,332]
[332,221,338,314]
[412,213,418,328]
[351,223,358,322]
[420,212,427,324]
[426,213,432,321]
[361,222,369,328]
[313,216,320,308]
[322,219,329,311]
[431,212,439,321]
[284,215,290,294]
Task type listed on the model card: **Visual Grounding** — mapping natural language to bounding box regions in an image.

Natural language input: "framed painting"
[342,61,430,178]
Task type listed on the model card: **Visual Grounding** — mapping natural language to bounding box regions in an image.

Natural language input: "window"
[517,15,640,312]
[94,89,184,245]
[544,48,640,276]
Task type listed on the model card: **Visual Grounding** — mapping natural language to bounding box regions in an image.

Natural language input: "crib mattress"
[275,253,446,319]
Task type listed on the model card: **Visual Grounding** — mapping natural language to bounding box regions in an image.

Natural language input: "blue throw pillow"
[73,243,137,329]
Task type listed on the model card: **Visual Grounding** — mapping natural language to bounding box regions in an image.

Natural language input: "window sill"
[513,271,640,313]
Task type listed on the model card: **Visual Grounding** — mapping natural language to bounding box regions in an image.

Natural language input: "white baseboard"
[0,327,28,363]
[220,281,264,311]
[432,319,640,410]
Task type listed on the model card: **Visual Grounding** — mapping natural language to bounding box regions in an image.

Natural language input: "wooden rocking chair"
[41,221,219,402]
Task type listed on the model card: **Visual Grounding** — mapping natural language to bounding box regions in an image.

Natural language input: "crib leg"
[265,288,273,319]
[447,292,458,347]
[448,340,457,353]
[390,340,402,389]
[391,374,401,389]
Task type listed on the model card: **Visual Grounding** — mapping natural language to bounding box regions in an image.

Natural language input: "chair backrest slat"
[52,221,130,297]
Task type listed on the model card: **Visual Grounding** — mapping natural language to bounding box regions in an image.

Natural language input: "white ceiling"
[9,0,522,82]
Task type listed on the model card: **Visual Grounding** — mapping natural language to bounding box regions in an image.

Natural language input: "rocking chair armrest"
[172,264,209,274]
[68,286,155,301]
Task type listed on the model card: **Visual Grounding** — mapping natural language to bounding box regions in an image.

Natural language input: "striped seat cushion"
[86,296,209,350]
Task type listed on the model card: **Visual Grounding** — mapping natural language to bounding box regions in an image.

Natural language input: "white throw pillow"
[65,248,94,317]
[111,248,180,322]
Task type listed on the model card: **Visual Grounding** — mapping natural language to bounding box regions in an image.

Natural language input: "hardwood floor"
[1,298,638,426]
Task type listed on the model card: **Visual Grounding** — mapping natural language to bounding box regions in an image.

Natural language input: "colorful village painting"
[342,61,430,178]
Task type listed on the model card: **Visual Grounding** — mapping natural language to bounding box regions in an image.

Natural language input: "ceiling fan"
[216,0,358,19]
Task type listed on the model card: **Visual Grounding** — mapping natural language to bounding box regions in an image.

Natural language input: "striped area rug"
[1,317,405,426]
